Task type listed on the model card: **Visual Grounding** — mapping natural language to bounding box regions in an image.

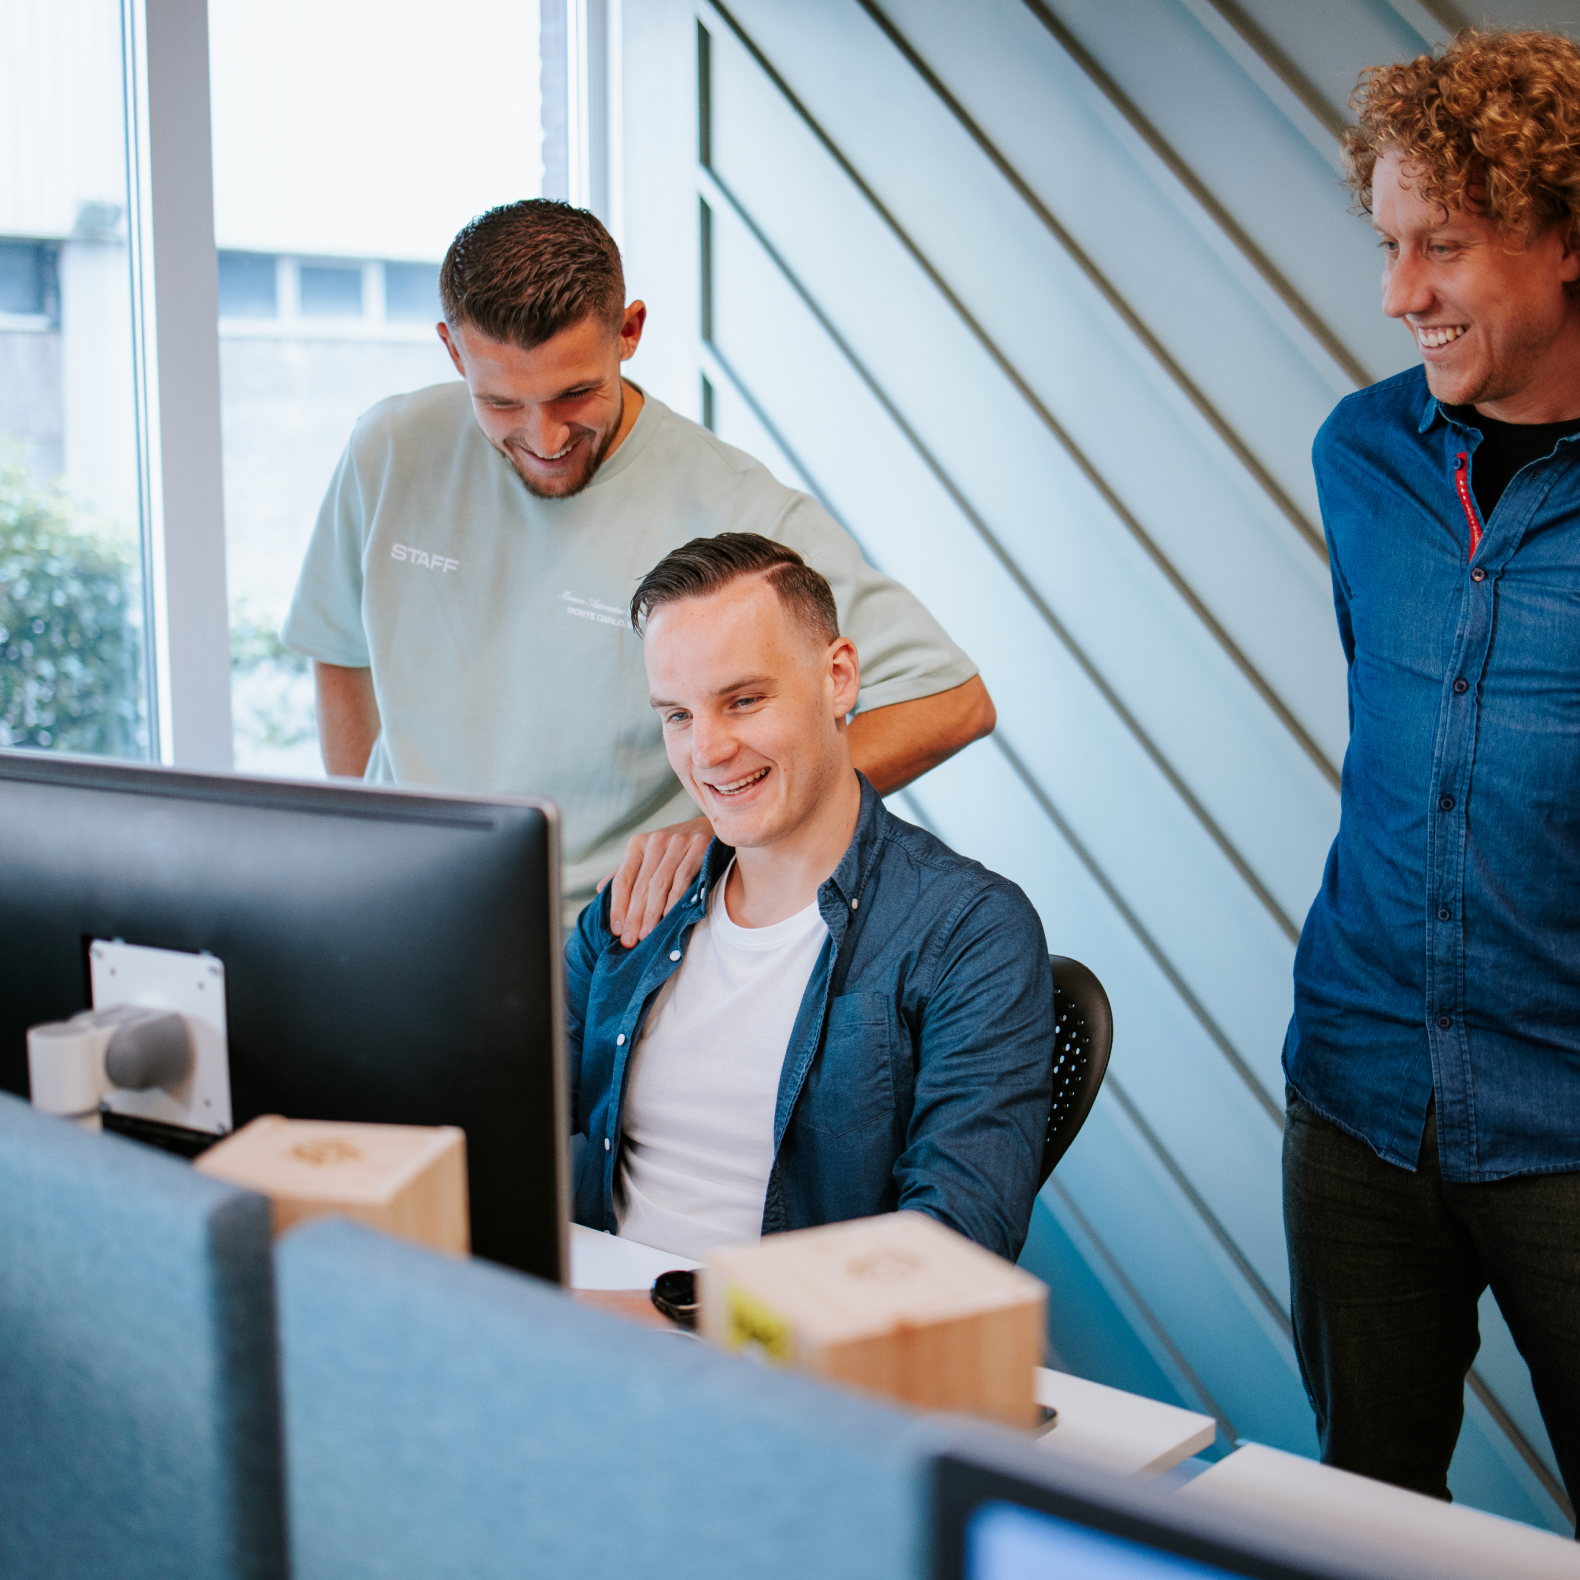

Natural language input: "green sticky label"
[724,1283,793,1365]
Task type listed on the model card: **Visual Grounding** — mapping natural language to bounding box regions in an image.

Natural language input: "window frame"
[116,0,621,772]
[125,0,234,769]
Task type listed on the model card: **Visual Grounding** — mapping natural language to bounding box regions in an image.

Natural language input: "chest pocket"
[795,991,895,1138]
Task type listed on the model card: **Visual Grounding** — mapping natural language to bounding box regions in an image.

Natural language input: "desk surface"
[570,1223,698,1290]
[1033,1368,1215,1477]
[1183,1443,1580,1577]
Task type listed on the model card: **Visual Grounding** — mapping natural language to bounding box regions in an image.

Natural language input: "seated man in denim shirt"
[565,533,1053,1262]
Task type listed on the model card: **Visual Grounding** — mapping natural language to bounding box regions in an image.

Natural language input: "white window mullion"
[565,0,591,210]
[124,0,233,770]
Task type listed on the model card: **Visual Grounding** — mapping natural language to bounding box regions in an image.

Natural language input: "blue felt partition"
[277,1218,940,1580]
[0,1092,285,1580]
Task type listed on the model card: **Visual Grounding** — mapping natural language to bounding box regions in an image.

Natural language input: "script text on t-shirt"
[560,590,627,628]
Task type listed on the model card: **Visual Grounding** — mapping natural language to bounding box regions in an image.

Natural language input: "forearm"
[847,674,995,796]
[314,662,380,777]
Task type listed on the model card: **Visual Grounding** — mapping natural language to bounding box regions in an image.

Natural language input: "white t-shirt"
[617,868,829,1260]
[280,383,977,909]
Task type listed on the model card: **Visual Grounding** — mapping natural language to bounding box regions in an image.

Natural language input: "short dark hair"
[630,533,840,645]
[439,199,625,349]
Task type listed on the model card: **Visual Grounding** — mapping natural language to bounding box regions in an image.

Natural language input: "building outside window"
[2,0,543,775]
[0,0,150,762]
[208,0,544,775]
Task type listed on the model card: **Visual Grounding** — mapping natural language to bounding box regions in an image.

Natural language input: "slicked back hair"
[630,533,840,648]
[439,200,625,349]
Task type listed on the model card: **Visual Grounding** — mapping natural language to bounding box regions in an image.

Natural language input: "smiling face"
[1373,150,1580,419]
[438,304,645,497]
[644,574,860,854]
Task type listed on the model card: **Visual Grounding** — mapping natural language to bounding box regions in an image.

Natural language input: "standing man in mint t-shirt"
[282,201,994,939]
[1284,30,1580,1513]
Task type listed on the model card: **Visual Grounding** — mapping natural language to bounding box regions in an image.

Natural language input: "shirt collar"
[1417,385,1474,436]
[821,772,884,915]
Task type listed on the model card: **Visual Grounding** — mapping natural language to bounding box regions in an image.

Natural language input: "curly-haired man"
[1284,29,1580,1514]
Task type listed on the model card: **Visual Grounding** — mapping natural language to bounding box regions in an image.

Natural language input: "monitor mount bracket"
[26,939,233,1140]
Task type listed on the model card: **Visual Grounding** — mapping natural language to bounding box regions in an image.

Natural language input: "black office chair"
[1039,956,1114,1187]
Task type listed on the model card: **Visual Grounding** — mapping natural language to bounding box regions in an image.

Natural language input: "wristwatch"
[650,1268,698,1329]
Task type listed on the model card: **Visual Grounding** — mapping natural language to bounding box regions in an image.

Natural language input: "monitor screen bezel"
[932,1452,1357,1580]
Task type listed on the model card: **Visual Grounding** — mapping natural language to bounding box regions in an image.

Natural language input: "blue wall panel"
[692,0,1577,1531]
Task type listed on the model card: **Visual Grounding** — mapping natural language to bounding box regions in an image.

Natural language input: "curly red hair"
[1345,28,1580,240]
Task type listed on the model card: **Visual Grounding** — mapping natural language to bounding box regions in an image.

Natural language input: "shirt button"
[851,897,859,911]
[1439,794,1455,811]
[1453,678,1469,694]
[615,1033,625,1046]
[1471,567,1487,582]
[604,1137,611,1151]
[1437,1015,1452,1029]
[669,950,682,961]
[1438,906,1451,920]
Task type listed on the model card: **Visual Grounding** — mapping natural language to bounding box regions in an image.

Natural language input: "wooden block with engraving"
[194,1114,469,1255]
[699,1211,1046,1427]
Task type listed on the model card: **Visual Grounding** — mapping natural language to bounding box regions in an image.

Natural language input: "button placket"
[1425,534,1498,1117]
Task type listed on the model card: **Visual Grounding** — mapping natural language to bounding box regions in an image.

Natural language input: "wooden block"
[194,1115,469,1255]
[699,1212,1046,1427]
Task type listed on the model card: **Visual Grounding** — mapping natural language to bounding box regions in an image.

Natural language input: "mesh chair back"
[1040,956,1114,1186]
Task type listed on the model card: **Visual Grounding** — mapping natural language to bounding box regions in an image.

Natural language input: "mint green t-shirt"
[281,381,977,908]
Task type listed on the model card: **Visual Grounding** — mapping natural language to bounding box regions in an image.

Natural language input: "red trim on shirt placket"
[1453,451,1482,560]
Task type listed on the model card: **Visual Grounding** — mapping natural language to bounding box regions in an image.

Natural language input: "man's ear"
[437,321,466,377]
[618,300,648,363]
[1561,222,1580,284]
[828,636,861,720]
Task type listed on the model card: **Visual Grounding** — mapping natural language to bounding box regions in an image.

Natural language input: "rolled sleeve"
[895,882,1054,1260]
[280,438,373,669]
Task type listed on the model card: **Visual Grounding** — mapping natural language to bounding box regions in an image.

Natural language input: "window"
[384,260,440,323]
[217,251,277,318]
[0,241,58,322]
[208,0,544,775]
[0,0,150,761]
[297,261,362,318]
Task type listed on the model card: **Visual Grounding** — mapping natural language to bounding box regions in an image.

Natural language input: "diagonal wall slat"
[704,182,1305,1097]
[1044,0,1418,382]
[716,0,1354,785]
[704,6,1342,929]
[856,0,1328,562]
[702,165,1304,945]
[1016,0,1373,389]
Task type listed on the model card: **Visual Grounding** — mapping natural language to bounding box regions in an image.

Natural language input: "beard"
[1419,313,1564,413]
[499,385,626,500]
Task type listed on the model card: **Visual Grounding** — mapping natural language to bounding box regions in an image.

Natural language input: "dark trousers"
[1284,1087,1580,1523]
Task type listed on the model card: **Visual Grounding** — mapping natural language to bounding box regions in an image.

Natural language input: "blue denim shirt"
[565,774,1054,1259]
[1287,366,1580,1182]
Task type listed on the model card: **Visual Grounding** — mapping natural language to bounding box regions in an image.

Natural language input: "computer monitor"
[0,750,568,1283]
[932,1453,1353,1580]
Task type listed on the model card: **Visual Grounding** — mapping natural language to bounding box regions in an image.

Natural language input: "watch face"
[651,1269,698,1328]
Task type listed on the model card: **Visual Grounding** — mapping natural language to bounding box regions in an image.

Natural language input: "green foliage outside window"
[230,602,315,755]
[0,457,148,758]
